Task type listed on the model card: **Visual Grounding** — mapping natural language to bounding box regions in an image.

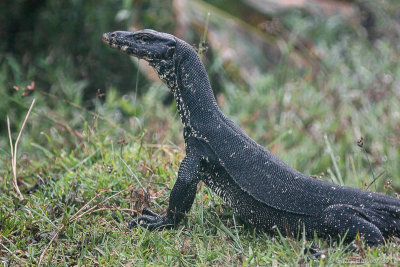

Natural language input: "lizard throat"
[150,58,192,130]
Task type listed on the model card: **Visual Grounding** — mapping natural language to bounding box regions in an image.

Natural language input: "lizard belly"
[200,163,320,236]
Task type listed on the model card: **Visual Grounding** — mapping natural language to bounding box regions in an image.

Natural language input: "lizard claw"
[129,215,157,229]
[141,207,160,217]
[129,209,173,230]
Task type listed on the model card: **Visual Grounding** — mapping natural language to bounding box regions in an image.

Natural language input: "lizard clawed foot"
[129,208,173,230]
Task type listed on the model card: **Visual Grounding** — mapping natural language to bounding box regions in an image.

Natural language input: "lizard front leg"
[130,153,201,230]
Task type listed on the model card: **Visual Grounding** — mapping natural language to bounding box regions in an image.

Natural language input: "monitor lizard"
[102,29,400,246]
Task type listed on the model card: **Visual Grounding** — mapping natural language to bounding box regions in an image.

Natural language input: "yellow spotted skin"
[103,29,400,246]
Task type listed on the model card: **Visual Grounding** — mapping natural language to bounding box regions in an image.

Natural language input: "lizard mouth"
[102,33,112,45]
[101,33,122,49]
[102,32,138,55]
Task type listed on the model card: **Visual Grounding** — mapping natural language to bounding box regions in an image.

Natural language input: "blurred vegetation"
[1,0,400,265]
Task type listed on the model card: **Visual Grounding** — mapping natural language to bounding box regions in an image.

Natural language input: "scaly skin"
[102,29,400,246]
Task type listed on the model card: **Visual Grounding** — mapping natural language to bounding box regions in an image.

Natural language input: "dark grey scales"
[102,29,400,246]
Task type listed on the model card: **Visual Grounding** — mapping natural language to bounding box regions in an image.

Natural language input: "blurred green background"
[1,0,400,189]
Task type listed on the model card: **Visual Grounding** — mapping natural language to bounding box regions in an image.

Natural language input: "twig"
[198,12,210,58]
[69,188,108,222]
[74,207,139,216]
[365,171,385,190]
[362,147,377,190]
[38,185,133,266]
[70,185,133,222]
[119,155,147,194]
[37,224,65,266]
[0,235,28,264]
[37,189,107,266]
[7,98,36,200]
[7,116,14,169]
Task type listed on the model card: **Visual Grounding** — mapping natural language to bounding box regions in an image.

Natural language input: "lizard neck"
[170,40,221,138]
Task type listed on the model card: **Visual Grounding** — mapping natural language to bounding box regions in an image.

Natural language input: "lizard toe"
[129,214,174,230]
[129,215,157,229]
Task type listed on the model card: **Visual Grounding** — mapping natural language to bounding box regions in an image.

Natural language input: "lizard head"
[102,29,178,89]
[102,29,176,63]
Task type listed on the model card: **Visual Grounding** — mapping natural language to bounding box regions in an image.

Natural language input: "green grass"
[2,130,399,266]
[2,3,400,265]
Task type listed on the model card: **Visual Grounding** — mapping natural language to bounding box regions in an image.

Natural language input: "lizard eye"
[137,35,152,44]
[141,36,150,43]
[110,33,116,38]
